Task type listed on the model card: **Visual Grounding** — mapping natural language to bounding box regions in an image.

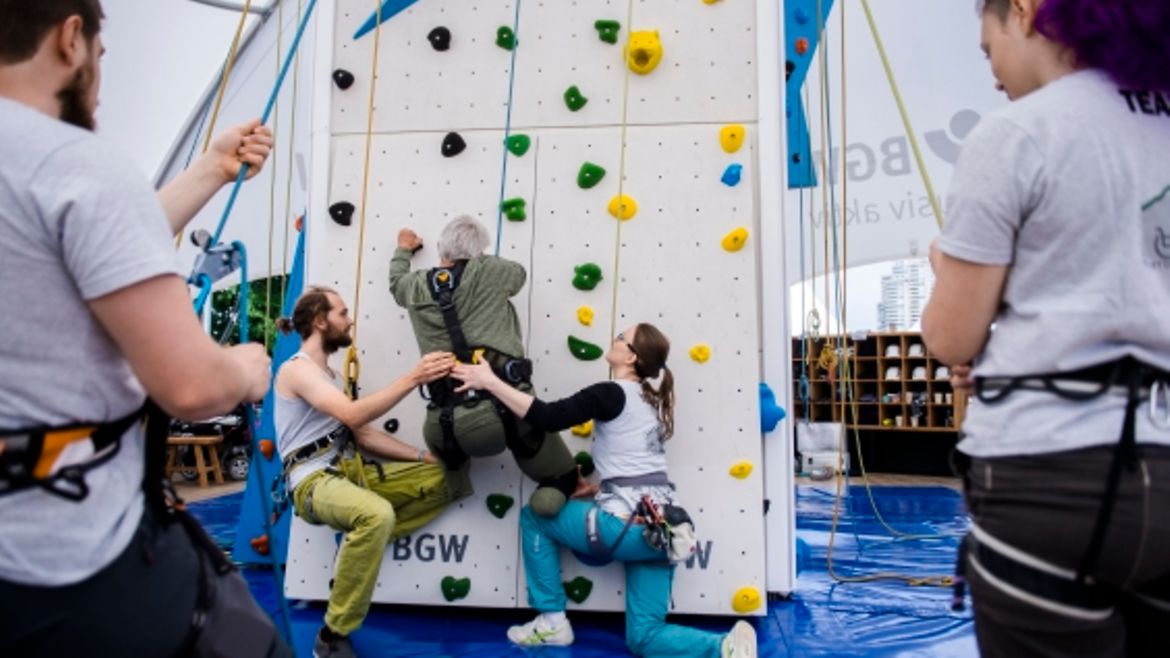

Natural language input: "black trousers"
[0,505,290,658]
[964,445,1170,658]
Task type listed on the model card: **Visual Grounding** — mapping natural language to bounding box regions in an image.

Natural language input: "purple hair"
[982,0,1170,91]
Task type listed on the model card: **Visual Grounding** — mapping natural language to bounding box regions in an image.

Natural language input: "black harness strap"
[428,262,473,363]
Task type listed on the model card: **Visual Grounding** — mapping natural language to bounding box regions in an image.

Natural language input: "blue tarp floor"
[188,484,976,657]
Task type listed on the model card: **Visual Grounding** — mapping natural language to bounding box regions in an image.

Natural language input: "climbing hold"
[626,30,663,75]
[441,132,466,158]
[568,336,604,361]
[759,383,786,432]
[440,576,472,602]
[703,0,723,4]
[258,439,275,460]
[505,134,531,157]
[794,8,811,25]
[427,26,451,51]
[576,305,595,326]
[329,202,355,227]
[571,420,594,437]
[721,227,749,252]
[485,494,515,519]
[729,461,754,479]
[721,163,743,187]
[594,20,621,45]
[577,162,607,189]
[720,124,746,153]
[564,576,594,604]
[496,25,516,51]
[250,534,271,556]
[295,214,304,232]
[564,85,588,112]
[332,69,355,90]
[575,451,595,477]
[500,198,527,221]
[795,37,810,56]
[689,343,712,363]
[382,418,399,434]
[731,586,762,613]
[572,263,603,291]
[607,194,638,221]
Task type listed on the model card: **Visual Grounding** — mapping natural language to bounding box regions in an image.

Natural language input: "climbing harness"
[582,473,696,565]
[950,357,1170,612]
[0,408,143,501]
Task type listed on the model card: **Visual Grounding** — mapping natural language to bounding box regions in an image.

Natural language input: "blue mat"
[188,485,976,657]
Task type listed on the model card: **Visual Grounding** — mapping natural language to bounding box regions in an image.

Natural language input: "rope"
[858,0,943,227]
[606,0,637,355]
[280,0,305,305]
[493,0,524,256]
[343,0,384,409]
[264,0,284,354]
[201,0,254,154]
[207,0,318,248]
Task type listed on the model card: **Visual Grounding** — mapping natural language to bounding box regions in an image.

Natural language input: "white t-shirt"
[938,70,1170,457]
[0,98,184,585]
[592,380,676,517]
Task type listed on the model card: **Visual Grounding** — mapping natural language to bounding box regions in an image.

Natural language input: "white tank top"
[274,352,344,489]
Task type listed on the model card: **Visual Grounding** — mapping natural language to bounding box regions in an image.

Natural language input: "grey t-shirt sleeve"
[31,139,184,301]
[938,116,1046,266]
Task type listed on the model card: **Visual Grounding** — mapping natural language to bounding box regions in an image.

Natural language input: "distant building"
[876,259,934,331]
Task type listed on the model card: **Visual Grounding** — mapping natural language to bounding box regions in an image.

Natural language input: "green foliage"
[210,275,288,353]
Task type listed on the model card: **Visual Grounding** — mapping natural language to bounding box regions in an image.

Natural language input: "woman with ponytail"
[453,323,757,657]
[922,1,1170,655]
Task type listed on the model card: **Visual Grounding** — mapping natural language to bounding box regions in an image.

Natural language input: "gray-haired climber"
[389,215,584,516]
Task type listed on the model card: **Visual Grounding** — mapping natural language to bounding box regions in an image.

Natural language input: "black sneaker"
[313,628,356,658]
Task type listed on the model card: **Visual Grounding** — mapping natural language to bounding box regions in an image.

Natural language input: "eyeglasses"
[616,332,638,356]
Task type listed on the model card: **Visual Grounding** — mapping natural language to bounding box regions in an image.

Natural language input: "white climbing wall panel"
[295,0,770,616]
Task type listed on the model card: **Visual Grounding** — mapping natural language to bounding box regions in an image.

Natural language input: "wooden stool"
[166,435,225,488]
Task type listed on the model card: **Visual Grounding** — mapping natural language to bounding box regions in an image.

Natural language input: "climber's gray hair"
[437,215,491,262]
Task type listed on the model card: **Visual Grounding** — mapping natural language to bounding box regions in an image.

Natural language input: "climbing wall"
[293,0,770,616]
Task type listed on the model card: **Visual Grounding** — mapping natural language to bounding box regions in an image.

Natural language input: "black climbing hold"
[329,202,355,226]
[785,60,795,81]
[442,132,467,158]
[792,153,802,164]
[332,69,355,90]
[427,26,451,51]
[382,418,399,434]
[486,494,515,519]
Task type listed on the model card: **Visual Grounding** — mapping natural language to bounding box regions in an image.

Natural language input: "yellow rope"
[606,0,637,360]
[858,0,943,227]
[263,0,284,354]
[280,0,304,306]
[202,0,254,154]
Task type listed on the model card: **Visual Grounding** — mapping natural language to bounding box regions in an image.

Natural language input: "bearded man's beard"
[322,326,353,354]
[58,64,96,131]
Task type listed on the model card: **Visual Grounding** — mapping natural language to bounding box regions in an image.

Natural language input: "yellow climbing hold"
[626,30,663,75]
[721,227,749,252]
[720,124,745,153]
[703,0,723,4]
[729,460,753,479]
[731,587,762,613]
[689,343,711,363]
[608,194,638,221]
[577,305,595,326]
[571,420,594,437]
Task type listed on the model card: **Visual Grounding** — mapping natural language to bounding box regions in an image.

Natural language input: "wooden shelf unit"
[791,331,966,432]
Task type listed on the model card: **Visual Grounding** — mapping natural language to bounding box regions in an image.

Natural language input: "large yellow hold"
[626,30,663,75]
[571,421,594,437]
[608,194,638,221]
[720,124,745,153]
[731,586,762,613]
[721,227,749,252]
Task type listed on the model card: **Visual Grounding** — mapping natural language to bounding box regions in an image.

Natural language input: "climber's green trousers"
[292,459,450,635]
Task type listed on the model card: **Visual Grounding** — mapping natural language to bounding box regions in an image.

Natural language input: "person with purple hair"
[922,0,1170,655]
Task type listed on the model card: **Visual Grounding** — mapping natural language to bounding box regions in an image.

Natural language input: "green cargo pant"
[292,459,450,635]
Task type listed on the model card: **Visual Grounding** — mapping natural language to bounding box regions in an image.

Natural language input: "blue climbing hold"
[759,382,786,433]
[794,8,811,25]
[354,0,419,40]
[721,163,743,187]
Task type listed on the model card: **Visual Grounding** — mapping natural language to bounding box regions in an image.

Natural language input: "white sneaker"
[506,614,575,647]
[721,620,758,658]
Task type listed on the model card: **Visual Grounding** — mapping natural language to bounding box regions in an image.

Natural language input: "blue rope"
[493,0,523,256]
[192,274,213,314]
[208,0,319,248]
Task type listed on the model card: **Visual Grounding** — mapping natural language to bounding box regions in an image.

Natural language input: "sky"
[91,0,909,334]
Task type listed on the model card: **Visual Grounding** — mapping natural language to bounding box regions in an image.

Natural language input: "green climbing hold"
[441,576,472,602]
[496,26,516,51]
[568,336,604,361]
[572,263,603,291]
[486,494,515,519]
[501,198,527,221]
[505,134,531,157]
[563,576,594,604]
[564,85,588,112]
[594,20,621,45]
[575,451,595,477]
[577,162,606,189]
